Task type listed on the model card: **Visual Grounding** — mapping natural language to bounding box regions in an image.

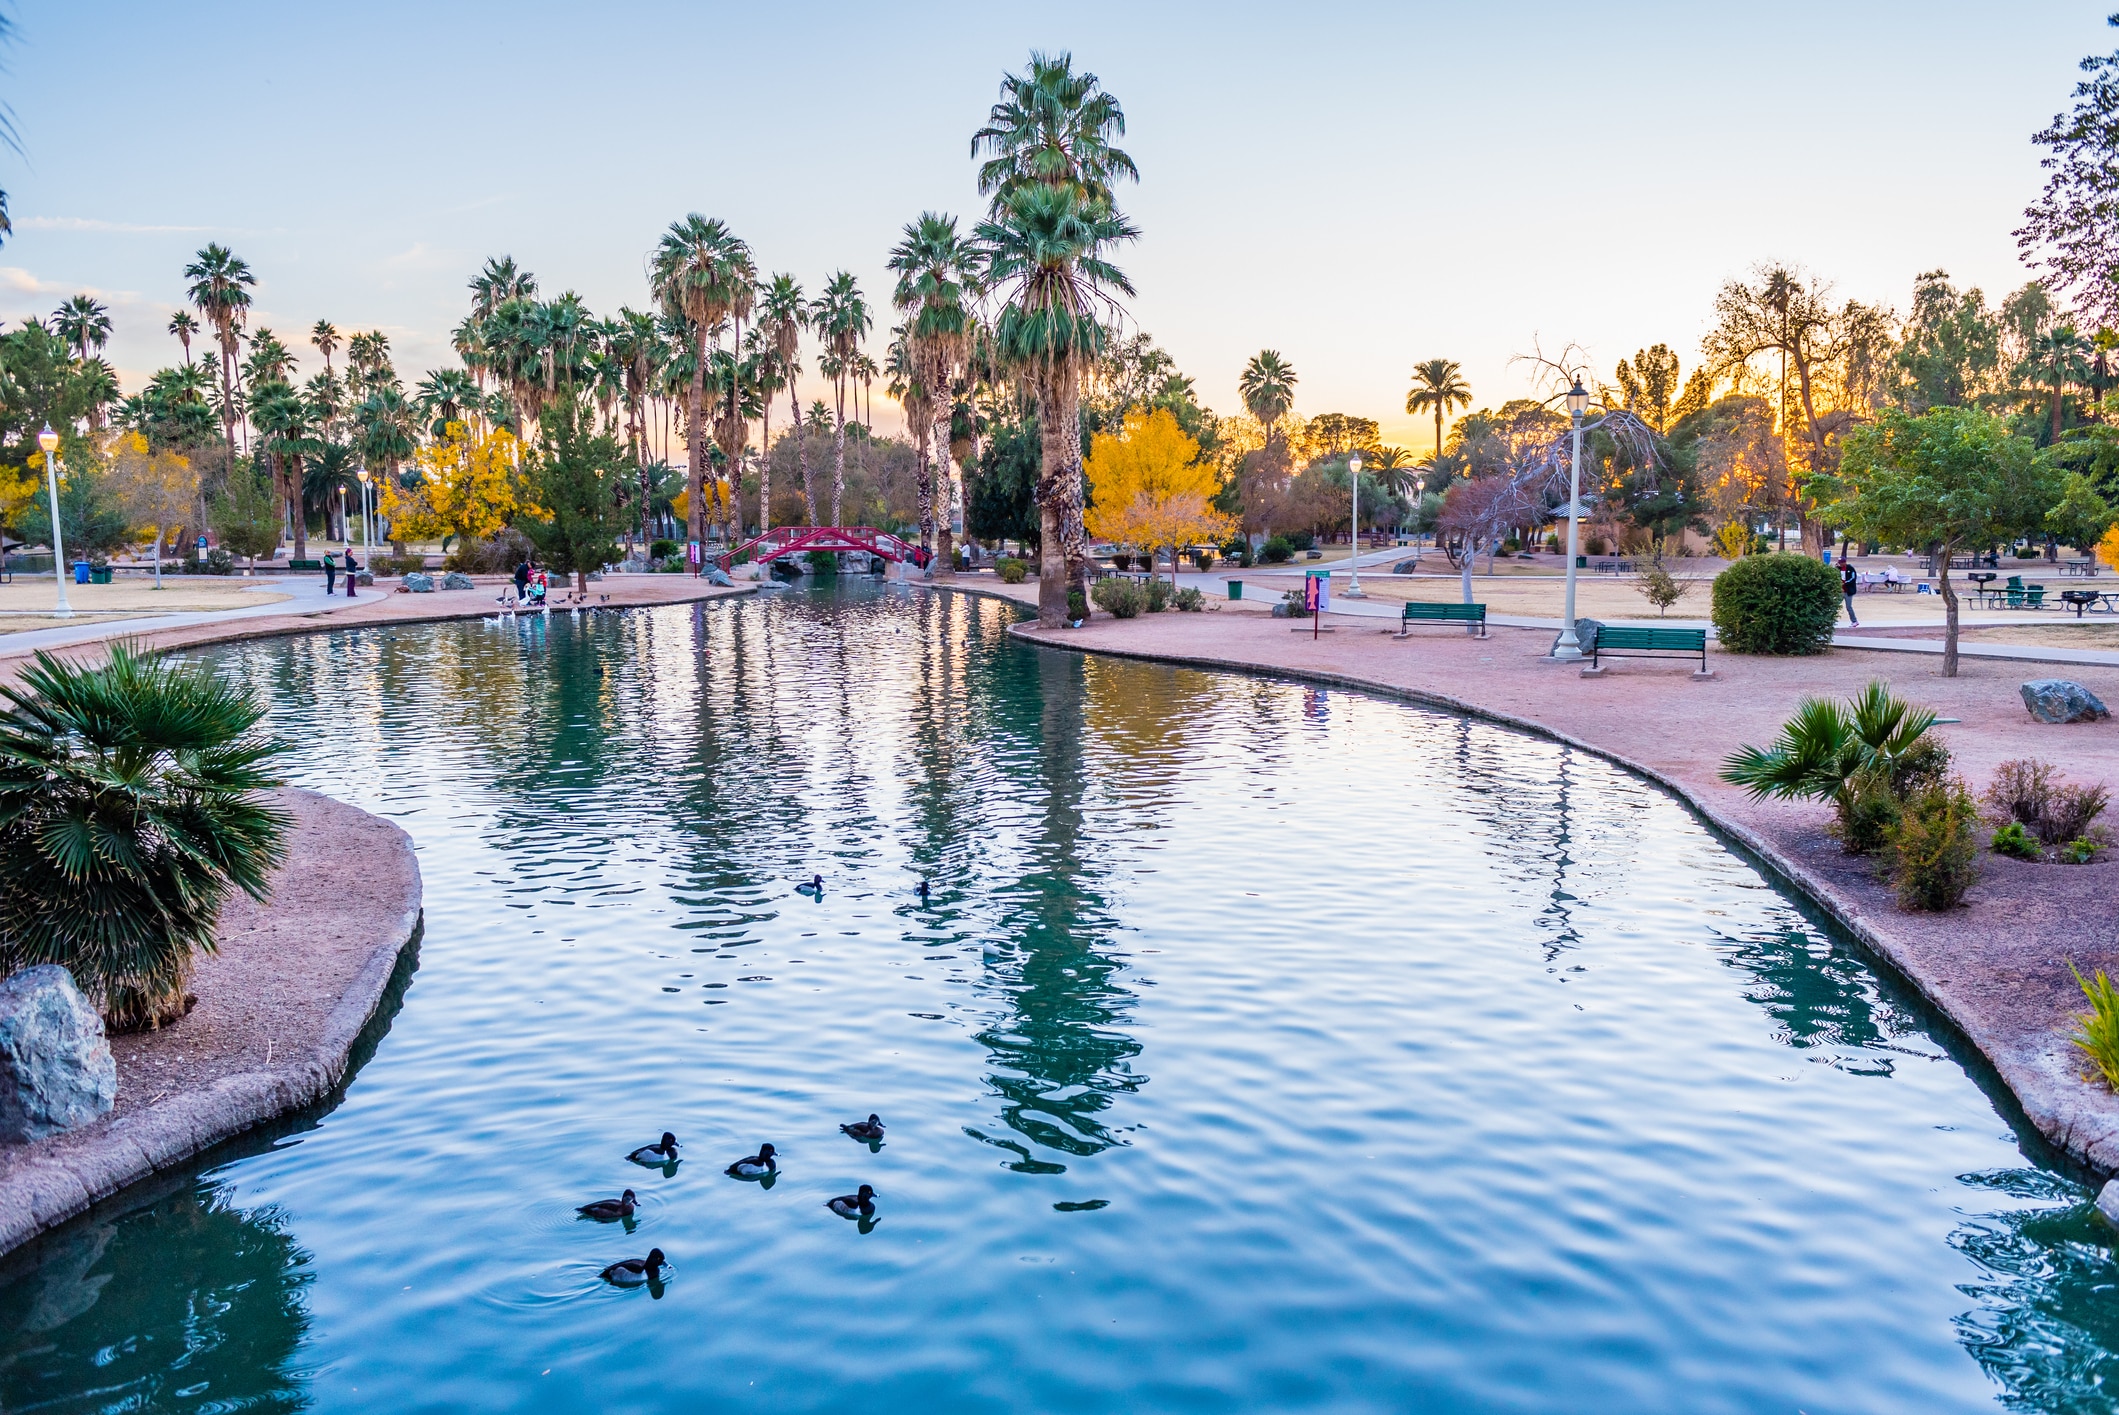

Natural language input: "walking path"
[0,575,387,657]
[930,572,2119,1178]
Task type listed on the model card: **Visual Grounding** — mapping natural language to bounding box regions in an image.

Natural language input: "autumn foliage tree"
[379,419,524,551]
[1083,407,1231,578]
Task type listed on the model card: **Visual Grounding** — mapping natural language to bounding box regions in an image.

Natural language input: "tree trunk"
[1057,385,1088,603]
[1035,384,1070,628]
[913,418,934,563]
[831,379,847,528]
[686,329,708,554]
[759,402,773,537]
[290,456,307,561]
[933,403,955,578]
[2053,382,2065,444]
[791,386,815,525]
[1461,540,1475,604]
[1939,538,1961,678]
[152,528,163,590]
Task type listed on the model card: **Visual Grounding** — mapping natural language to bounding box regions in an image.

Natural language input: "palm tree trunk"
[791,388,815,525]
[933,403,955,577]
[831,378,847,528]
[291,457,307,561]
[913,416,934,561]
[687,330,708,553]
[759,401,773,537]
[1034,379,1072,629]
[1058,382,1089,604]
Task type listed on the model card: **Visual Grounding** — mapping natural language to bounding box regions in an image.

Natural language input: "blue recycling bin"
[72,560,89,584]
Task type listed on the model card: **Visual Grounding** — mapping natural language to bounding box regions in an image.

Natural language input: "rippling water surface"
[5,582,2119,1413]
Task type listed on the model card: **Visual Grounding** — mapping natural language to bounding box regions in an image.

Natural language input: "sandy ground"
[0,580,292,615]
[940,572,2119,1174]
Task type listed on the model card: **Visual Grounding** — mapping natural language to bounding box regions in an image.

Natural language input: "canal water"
[3,582,2116,1413]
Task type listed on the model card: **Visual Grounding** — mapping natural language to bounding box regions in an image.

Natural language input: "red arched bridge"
[714,525,928,571]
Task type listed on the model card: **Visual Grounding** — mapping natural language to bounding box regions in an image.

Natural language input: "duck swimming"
[725,1142,777,1178]
[627,1132,680,1164]
[840,1114,885,1141]
[827,1185,877,1218]
[577,1189,637,1221]
[916,879,929,903]
[600,1248,666,1287]
[795,874,824,895]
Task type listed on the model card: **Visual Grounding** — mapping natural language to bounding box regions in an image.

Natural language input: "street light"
[356,467,372,552]
[1551,377,1592,660]
[1344,451,1367,598]
[37,425,71,618]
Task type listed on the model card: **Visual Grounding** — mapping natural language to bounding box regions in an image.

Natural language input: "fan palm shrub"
[0,643,289,1030]
[1720,681,1943,853]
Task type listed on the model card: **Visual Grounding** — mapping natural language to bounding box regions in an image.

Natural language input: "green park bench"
[1396,601,1487,638]
[288,559,323,571]
[1585,625,1710,677]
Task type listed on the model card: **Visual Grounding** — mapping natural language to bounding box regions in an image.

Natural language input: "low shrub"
[1544,534,1561,553]
[806,549,839,575]
[1501,538,1521,554]
[370,554,428,576]
[1260,535,1293,565]
[184,547,235,576]
[1231,543,1254,568]
[2064,838,2101,865]
[1287,530,1316,552]
[996,557,1027,584]
[2019,547,2042,560]
[1143,577,1173,613]
[1710,552,1841,655]
[1092,578,1147,618]
[447,530,535,574]
[1991,821,2042,860]
[1584,535,1610,556]
[1880,777,1981,911]
[1174,586,1205,611]
[1635,561,1691,616]
[2070,962,2119,1089]
[1279,588,1311,618]
[650,538,678,560]
[1193,550,1215,572]
[1984,758,2110,847]
[1066,588,1089,623]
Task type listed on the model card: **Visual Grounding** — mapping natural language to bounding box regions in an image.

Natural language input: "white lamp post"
[1551,377,1591,660]
[1345,451,1367,597]
[356,466,372,551]
[37,425,72,617]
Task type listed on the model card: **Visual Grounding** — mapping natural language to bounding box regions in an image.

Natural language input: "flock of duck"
[585,1117,889,1288]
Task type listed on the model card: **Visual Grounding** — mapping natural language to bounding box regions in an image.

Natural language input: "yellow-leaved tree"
[104,432,201,588]
[1083,408,1232,579]
[381,420,524,553]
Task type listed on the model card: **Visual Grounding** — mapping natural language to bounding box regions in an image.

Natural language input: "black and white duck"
[600,1248,666,1287]
[627,1133,680,1165]
[840,1114,885,1142]
[577,1189,637,1221]
[827,1185,877,1219]
[725,1142,777,1178]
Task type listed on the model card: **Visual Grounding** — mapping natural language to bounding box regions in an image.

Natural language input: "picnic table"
[2060,589,2119,616]
[2063,558,2099,577]
[1592,557,1638,574]
[1857,569,1912,592]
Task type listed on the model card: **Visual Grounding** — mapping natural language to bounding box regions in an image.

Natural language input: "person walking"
[1840,557,1859,628]
[343,549,360,599]
[322,551,338,597]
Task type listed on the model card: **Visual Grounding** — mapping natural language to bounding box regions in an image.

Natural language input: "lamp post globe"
[37,424,72,618]
[356,467,372,550]
[1552,378,1591,660]
[1345,451,1367,598]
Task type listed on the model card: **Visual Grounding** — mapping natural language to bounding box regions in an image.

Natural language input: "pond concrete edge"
[995,612,2119,1181]
[0,792,423,1256]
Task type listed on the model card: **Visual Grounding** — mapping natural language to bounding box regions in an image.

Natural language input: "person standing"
[513,558,532,603]
[1840,558,1859,628]
[343,549,360,598]
[322,551,338,597]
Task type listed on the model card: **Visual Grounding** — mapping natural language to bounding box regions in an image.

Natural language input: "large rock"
[1393,558,1421,574]
[441,571,475,591]
[1554,617,1603,657]
[703,566,734,587]
[0,966,116,1143]
[2021,679,2111,724]
[400,572,435,593]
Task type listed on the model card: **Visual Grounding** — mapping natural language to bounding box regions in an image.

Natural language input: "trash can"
[1226,579,1243,600]
[72,560,89,584]
[1576,555,1587,568]
[90,566,112,584]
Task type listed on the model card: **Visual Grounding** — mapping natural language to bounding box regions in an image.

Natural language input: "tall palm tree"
[253,381,322,558]
[355,387,419,553]
[972,51,1139,202]
[607,305,661,542]
[976,182,1137,626]
[311,320,339,377]
[415,368,479,436]
[759,274,815,525]
[1405,358,1472,460]
[650,215,751,548]
[52,294,111,363]
[168,310,199,365]
[183,243,256,456]
[811,271,871,527]
[1239,350,1297,447]
[890,213,979,571]
[2031,326,2089,442]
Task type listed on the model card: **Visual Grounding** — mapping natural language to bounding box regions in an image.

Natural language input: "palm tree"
[976,182,1137,626]
[811,271,871,527]
[972,51,1139,202]
[1720,681,1939,844]
[1406,358,1473,461]
[607,306,661,543]
[1238,350,1298,446]
[0,643,290,1031]
[759,274,814,525]
[311,320,339,377]
[1366,444,1418,496]
[52,294,111,363]
[650,215,752,548]
[890,213,979,571]
[168,310,199,365]
[354,387,419,553]
[2030,326,2089,442]
[415,368,479,436]
[183,244,256,456]
[253,381,323,558]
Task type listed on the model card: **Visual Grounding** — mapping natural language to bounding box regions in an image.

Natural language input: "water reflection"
[0,1180,313,1413]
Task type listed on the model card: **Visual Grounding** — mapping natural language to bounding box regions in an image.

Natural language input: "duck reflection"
[0,1181,313,1413]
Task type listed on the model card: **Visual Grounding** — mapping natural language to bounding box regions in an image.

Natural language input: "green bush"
[2064,838,2102,865]
[1992,822,2042,860]
[1192,549,1215,572]
[1174,586,1205,611]
[1287,530,1316,552]
[1881,778,1981,911]
[1279,588,1311,618]
[183,547,235,576]
[650,538,678,560]
[370,554,427,576]
[1067,588,1089,623]
[1724,681,1943,854]
[805,549,839,576]
[1711,552,1842,655]
[1984,758,2110,847]
[1143,577,1173,613]
[2070,962,2119,1089]
[996,557,1027,584]
[0,643,290,1029]
[1544,534,1561,553]
[1261,535,1293,564]
[1091,578,1147,618]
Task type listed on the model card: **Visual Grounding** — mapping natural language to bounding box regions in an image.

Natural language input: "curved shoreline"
[944,590,2119,1179]
[0,789,424,1256]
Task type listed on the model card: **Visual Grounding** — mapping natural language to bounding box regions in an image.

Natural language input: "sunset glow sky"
[2,0,2104,450]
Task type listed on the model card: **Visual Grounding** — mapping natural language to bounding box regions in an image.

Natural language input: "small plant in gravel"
[1984,758,2110,848]
[1067,588,1089,623]
[1143,577,1173,613]
[1279,588,1311,618]
[1880,777,1981,911]
[2063,838,2102,865]
[1721,681,1943,853]
[1991,822,2043,860]
[2070,962,2119,1089]
[996,557,1027,584]
[1634,557,1693,617]
[1174,586,1205,611]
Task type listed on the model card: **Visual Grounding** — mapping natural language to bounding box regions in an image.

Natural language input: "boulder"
[0,966,116,1143]
[587,570,604,582]
[1393,559,1421,574]
[401,572,435,593]
[2021,679,2111,724]
[1554,617,1603,657]
[2100,1177,2119,1229]
[441,571,475,591]
[703,567,735,588]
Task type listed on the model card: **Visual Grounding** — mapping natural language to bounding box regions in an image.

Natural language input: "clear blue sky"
[1,0,2103,449]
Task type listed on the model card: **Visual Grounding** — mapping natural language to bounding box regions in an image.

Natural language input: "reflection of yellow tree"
[1084,408,1233,576]
[380,420,523,547]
